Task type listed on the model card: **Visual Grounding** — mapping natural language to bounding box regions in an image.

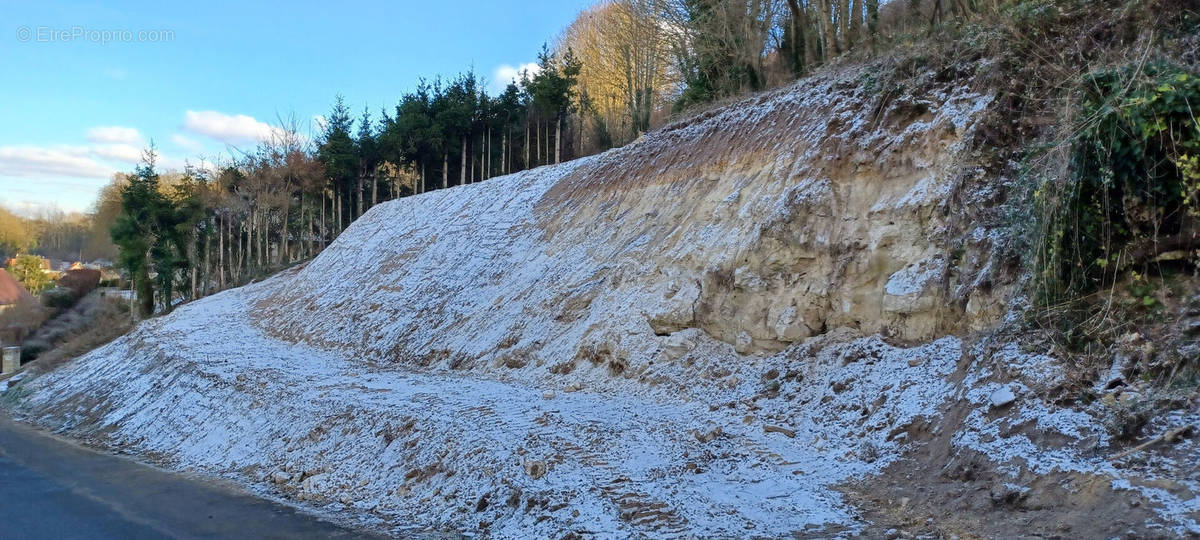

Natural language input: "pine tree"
[111,147,169,317]
[356,107,378,214]
[526,45,583,165]
[317,96,357,230]
[496,82,525,175]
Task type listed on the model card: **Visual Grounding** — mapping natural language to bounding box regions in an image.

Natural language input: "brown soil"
[840,387,1189,540]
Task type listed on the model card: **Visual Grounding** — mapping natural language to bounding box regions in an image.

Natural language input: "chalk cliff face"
[257,68,1005,386]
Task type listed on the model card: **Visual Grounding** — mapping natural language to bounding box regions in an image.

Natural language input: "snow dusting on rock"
[5,66,1199,537]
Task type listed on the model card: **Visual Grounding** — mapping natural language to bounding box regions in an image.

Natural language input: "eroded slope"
[256,68,1003,385]
[7,66,1199,537]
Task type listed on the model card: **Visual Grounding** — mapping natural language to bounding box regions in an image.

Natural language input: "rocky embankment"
[5,66,1198,538]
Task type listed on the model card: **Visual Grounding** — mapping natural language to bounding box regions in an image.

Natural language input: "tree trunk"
[280,202,289,264]
[244,215,251,277]
[261,209,267,268]
[867,0,879,51]
[229,214,236,283]
[828,0,839,57]
[804,1,821,66]
[257,209,264,269]
[257,210,263,268]
[203,220,211,296]
[555,114,562,164]
[217,213,225,290]
[838,0,851,52]
[136,265,153,318]
[459,136,467,186]
[300,192,309,258]
[356,173,364,220]
[849,0,861,49]
[247,210,254,274]
[442,151,449,189]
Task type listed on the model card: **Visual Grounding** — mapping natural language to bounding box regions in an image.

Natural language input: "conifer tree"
[317,96,357,230]
[356,107,378,213]
[111,147,169,317]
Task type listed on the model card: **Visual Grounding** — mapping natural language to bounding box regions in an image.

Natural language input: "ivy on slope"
[1042,61,1200,301]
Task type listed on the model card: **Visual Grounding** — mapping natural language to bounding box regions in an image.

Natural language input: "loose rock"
[693,426,724,443]
[524,460,547,480]
[764,424,796,438]
[988,386,1016,408]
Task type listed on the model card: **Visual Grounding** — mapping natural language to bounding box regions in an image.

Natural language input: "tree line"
[0,206,116,264]
[100,0,997,317]
[107,46,588,317]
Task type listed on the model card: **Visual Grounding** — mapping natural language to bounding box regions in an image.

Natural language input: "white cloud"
[0,142,198,214]
[491,62,540,94]
[86,125,142,144]
[183,110,286,145]
[91,144,143,164]
[170,133,208,153]
[312,115,328,133]
[0,141,194,181]
[0,146,116,179]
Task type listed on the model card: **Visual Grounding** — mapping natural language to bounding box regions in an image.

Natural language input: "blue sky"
[0,0,591,214]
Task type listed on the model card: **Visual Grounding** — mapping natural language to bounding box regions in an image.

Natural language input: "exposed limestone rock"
[988,386,1017,409]
[250,68,1005,380]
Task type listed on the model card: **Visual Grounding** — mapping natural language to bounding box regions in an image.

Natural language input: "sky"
[0,0,590,215]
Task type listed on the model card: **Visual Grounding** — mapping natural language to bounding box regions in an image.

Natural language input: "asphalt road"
[0,412,378,540]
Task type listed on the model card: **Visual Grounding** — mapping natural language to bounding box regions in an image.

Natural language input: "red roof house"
[0,269,34,308]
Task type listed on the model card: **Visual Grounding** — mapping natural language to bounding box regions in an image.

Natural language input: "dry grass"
[0,301,49,345]
[22,291,133,374]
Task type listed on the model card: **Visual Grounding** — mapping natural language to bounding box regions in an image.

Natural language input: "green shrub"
[20,342,46,363]
[1041,61,1200,301]
[8,255,50,294]
[41,287,81,310]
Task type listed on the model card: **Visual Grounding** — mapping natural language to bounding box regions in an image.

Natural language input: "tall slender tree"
[317,96,357,232]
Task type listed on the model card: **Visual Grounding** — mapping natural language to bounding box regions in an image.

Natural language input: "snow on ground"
[19,275,1197,536]
[955,340,1200,536]
[6,65,1199,537]
[14,281,969,537]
